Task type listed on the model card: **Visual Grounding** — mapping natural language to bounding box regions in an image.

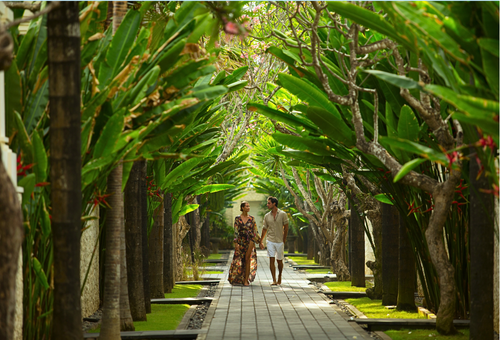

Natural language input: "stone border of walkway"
[196,253,231,340]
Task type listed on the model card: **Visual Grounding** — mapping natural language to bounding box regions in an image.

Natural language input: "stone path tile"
[201,250,371,340]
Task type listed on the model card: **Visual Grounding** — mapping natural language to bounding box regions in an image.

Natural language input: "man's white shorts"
[266,241,284,260]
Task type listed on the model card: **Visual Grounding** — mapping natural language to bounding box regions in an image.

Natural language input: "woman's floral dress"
[228,215,261,285]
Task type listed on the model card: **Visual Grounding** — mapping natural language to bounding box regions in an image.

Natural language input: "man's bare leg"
[269,257,278,285]
[277,259,283,285]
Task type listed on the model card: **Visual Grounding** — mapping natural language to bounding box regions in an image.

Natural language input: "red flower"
[476,135,496,151]
[446,151,459,167]
[35,182,50,187]
[225,22,239,35]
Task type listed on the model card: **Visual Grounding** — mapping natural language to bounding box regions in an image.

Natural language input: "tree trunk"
[194,196,201,249]
[366,209,383,299]
[382,203,399,306]
[397,214,416,312]
[428,178,460,335]
[187,212,196,264]
[470,152,494,340]
[149,199,164,298]
[100,164,123,339]
[200,213,211,257]
[124,161,146,321]
[140,161,151,313]
[331,222,350,281]
[163,193,175,293]
[307,223,314,260]
[350,200,365,287]
[0,149,24,339]
[48,3,82,338]
[120,205,134,331]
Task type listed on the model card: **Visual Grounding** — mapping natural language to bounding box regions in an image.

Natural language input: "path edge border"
[196,251,231,340]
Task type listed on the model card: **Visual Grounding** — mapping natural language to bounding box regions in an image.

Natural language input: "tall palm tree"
[125,161,147,320]
[100,2,135,337]
[47,2,82,339]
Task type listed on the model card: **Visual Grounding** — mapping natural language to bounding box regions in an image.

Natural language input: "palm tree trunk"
[100,3,130,336]
[470,150,494,340]
[120,200,135,331]
[0,149,24,339]
[382,203,399,306]
[125,161,147,321]
[164,193,175,293]
[397,214,416,312]
[100,164,123,339]
[350,199,365,287]
[48,3,82,338]
[141,161,151,313]
[149,199,164,298]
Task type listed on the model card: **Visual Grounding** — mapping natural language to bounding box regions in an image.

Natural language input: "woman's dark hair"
[240,201,249,211]
[267,196,278,207]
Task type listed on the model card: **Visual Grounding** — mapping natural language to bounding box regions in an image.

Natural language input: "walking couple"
[228,197,289,286]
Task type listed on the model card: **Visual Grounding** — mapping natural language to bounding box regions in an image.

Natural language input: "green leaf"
[162,157,203,190]
[157,38,187,74]
[125,65,161,108]
[93,108,125,159]
[478,38,499,58]
[178,204,199,216]
[191,184,235,195]
[423,84,499,144]
[247,103,317,132]
[5,61,22,138]
[191,85,228,101]
[24,80,49,135]
[373,193,393,205]
[365,70,423,90]
[222,66,248,85]
[305,106,356,147]
[18,174,36,206]
[393,158,426,183]
[13,111,34,165]
[327,2,398,45]
[480,44,499,99]
[272,133,334,156]
[278,73,340,116]
[32,257,49,290]
[380,136,448,164]
[32,132,48,183]
[398,105,419,142]
[98,10,141,89]
[40,197,51,238]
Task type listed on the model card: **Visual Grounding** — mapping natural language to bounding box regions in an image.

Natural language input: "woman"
[228,201,261,286]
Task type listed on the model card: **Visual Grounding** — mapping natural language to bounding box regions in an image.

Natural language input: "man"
[259,196,289,286]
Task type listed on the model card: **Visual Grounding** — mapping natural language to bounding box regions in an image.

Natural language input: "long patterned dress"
[228,215,261,285]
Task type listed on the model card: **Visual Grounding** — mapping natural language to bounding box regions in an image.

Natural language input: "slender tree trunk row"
[125,161,147,321]
[47,3,82,339]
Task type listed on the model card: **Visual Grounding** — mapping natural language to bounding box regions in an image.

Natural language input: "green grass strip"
[87,285,203,334]
[207,253,222,259]
[166,284,203,298]
[385,329,470,339]
[289,256,316,265]
[324,281,372,292]
[345,297,424,319]
[305,269,331,273]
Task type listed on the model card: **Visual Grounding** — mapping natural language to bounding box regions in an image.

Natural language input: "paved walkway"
[202,250,371,340]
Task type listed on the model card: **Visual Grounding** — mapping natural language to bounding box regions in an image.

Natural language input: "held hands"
[259,242,264,250]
